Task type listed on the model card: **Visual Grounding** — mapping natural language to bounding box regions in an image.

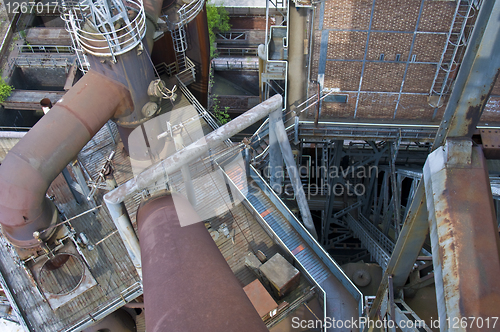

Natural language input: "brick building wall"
[311,0,468,122]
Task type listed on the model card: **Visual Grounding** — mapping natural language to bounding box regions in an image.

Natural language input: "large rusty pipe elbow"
[137,193,269,332]
[0,71,133,248]
[0,0,165,248]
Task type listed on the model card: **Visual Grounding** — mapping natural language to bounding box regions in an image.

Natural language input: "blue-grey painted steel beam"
[71,160,91,200]
[62,167,83,204]
[322,140,343,245]
[294,115,299,145]
[269,109,284,191]
[273,112,319,240]
[366,181,429,328]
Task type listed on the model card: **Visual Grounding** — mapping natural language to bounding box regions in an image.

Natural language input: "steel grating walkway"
[231,172,331,284]
[221,160,363,331]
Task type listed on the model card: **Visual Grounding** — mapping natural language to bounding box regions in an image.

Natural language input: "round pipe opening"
[39,253,85,295]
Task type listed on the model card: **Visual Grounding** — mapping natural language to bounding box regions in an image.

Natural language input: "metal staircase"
[164,0,204,85]
[344,214,394,271]
[217,160,364,326]
[429,0,478,107]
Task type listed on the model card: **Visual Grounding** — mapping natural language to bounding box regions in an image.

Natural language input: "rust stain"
[432,155,500,319]
[464,68,500,136]
[291,244,305,256]
[260,209,271,218]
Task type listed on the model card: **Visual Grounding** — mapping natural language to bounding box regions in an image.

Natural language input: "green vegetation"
[211,95,230,125]
[206,1,231,58]
[0,77,13,103]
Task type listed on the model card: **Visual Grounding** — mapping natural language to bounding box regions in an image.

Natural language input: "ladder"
[429,0,476,107]
[170,18,188,73]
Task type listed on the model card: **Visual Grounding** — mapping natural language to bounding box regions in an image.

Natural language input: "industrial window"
[324,94,348,103]
[411,54,417,62]
[379,54,385,61]
[395,54,401,61]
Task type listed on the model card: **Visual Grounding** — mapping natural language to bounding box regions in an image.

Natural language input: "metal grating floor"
[223,162,360,330]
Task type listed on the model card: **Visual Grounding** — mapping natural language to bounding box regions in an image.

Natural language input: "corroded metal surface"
[0,0,165,248]
[424,139,500,329]
[137,193,268,332]
[0,70,133,248]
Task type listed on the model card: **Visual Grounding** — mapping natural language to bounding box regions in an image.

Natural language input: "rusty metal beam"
[424,139,500,329]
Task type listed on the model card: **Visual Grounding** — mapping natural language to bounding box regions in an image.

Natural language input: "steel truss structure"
[253,0,500,330]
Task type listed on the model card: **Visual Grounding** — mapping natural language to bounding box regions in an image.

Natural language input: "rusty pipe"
[0,0,165,248]
[0,71,132,248]
[137,193,268,332]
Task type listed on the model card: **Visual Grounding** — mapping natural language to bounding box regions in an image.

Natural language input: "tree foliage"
[0,77,13,103]
[206,2,231,58]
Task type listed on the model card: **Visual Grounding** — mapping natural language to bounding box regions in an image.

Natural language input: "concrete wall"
[10,67,67,91]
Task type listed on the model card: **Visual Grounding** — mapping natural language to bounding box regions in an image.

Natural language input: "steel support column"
[273,111,319,239]
[323,140,343,245]
[61,167,83,204]
[269,108,284,191]
[424,139,500,330]
[107,201,142,278]
[173,129,196,206]
[294,115,300,145]
[71,160,92,201]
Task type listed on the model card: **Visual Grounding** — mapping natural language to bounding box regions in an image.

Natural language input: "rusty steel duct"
[136,193,269,332]
[0,71,133,248]
[0,0,164,248]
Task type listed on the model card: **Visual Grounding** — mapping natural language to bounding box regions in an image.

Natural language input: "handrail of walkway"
[249,164,365,322]
[216,161,328,331]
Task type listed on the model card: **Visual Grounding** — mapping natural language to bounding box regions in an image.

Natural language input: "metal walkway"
[220,160,363,331]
